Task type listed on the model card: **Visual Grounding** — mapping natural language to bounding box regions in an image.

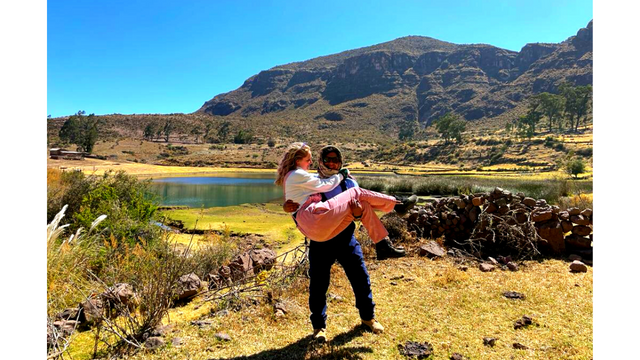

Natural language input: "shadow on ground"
[210,325,373,360]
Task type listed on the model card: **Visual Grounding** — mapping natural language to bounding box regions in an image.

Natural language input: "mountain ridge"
[197,21,592,129]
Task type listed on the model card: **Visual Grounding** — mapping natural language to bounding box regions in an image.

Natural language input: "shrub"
[47,170,160,245]
[576,147,593,157]
[234,129,254,144]
[565,158,587,178]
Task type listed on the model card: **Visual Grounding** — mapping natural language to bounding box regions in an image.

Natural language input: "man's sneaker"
[393,195,418,216]
[313,328,326,342]
[361,319,384,334]
[376,238,406,260]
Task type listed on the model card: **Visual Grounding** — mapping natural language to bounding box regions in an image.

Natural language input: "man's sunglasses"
[323,156,340,164]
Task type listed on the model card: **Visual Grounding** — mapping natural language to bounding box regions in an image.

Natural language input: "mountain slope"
[197,21,592,131]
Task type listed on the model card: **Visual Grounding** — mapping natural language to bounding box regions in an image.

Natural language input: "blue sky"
[47,0,593,117]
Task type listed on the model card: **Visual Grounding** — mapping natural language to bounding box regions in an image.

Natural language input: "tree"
[58,110,100,153]
[163,120,174,142]
[565,157,586,179]
[536,92,565,133]
[559,83,592,132]
[218,121,231,142]
[433,113,466,144]
[398,120,419,141]
[143,122,159,141]
[190,127,203,144]
[233,129,254,144]
[573,85,592,132]
[204,121,214,140]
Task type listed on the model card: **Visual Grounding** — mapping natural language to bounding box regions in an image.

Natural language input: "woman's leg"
[296,187,396,243]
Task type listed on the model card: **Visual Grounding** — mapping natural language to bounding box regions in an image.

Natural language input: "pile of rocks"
[402,187,592,259]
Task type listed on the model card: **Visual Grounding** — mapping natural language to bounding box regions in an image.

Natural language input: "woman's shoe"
[376,238,406,260]
[393,195,418,216]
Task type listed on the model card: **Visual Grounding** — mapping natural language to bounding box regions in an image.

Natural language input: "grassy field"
[64,254,592,359]
[159,203,305,253]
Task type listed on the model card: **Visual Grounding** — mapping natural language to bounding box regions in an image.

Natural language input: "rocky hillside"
[198,21,592,129]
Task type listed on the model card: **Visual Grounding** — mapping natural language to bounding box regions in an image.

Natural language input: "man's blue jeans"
[308,222,375,329]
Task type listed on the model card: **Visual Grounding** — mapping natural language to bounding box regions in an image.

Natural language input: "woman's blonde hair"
[275,142,311,186]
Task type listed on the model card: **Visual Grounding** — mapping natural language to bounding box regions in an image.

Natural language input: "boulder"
[572,225,592,236]
[398,341,433,358]
[485,202,498,213]
[215,332,232,341]
[561,221,574,233]
[513,315,534,329]
[536,226,565,254]
[479,263,495,272]
[102,283,136,315]
[488,257,499,265]
[532,209,553,222]
[568,207,581,216]
[483,337,497,347]
[144,336,165,350]
[503,291,526,300]
[522,197,537,207]
[472,197,483,206]
[419,241,446,258]
[52,320,79,337]
[570,260,588,273]
[229,252,254,280]
[55,308,80,321]
[559,211,570,221]
[249,248,277,272]
[79,298,104,327]
[565,234,592,248]
[570,215,590,226]
[581,208,593,218]
[568,254,582,261]
[507,262,519,271]
[450,353,469,360]
[177,273,202,300]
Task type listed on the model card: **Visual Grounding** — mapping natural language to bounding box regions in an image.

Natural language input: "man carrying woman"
[275,142,416,341]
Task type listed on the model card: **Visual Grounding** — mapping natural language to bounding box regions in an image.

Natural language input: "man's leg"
[308,239,336,331]
[336,233,375,324]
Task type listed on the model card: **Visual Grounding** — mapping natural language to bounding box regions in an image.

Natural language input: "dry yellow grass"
[65,254,592,360]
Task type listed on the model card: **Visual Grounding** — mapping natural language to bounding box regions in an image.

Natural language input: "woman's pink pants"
[294,187,397,243]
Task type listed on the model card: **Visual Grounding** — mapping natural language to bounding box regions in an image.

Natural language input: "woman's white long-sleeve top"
[284,168,344,209]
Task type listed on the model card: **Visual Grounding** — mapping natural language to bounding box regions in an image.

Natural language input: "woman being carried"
[275,142,417,247]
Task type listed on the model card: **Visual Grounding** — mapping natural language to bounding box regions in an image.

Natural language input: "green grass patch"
[159,203,304,250]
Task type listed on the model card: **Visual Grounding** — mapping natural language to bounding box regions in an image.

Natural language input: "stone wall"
[402,187,592,260]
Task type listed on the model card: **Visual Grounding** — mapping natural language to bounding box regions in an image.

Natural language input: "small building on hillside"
[49,148,85,160]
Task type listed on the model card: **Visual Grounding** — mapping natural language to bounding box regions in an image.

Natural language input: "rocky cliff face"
[197,21,592,127]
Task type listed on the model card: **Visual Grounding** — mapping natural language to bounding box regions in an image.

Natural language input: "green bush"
[47,170,159,245]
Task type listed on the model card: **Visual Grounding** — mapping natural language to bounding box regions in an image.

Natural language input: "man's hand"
[349,198,363,218]
[283,199,299,213]
[338,168,350,179]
